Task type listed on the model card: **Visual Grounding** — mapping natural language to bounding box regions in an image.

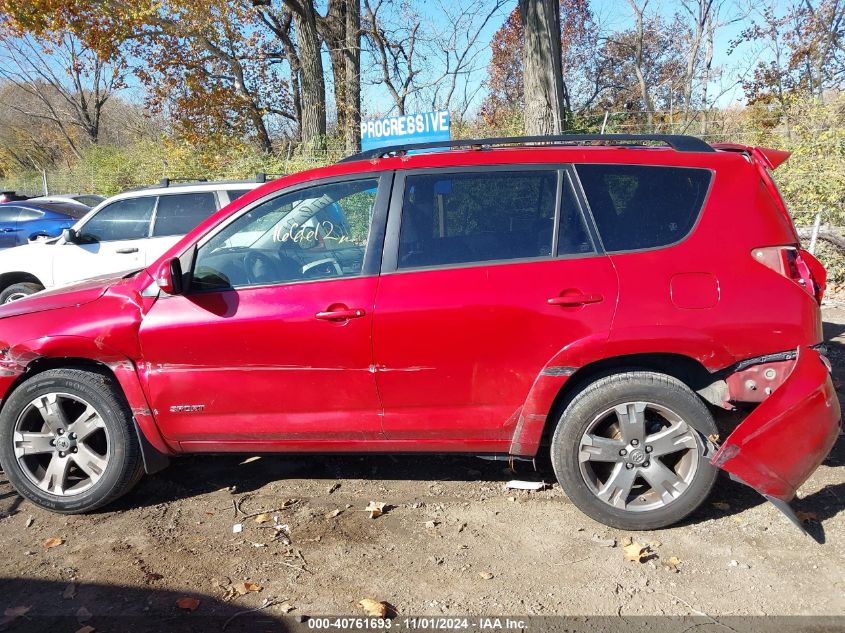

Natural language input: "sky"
[118,0,791,123]
[355,0,796,118]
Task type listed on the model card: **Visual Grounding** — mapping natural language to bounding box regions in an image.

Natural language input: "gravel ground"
[0,306,843,632]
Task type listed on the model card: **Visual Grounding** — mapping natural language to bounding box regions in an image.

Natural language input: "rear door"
[372,166,618,448]
[144,191,220,264]
[52,196,155,285]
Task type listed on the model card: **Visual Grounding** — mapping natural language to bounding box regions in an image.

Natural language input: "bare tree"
[0,33,126,158]
[425,0,508,118]
[625,0,656,129]
[362,0,422,115]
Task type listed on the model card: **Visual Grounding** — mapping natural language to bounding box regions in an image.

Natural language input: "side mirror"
[155,257,184,295]
[61,228,78,243]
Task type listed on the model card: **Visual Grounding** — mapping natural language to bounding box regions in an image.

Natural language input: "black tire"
[0,368,144,513]
[551,371,718,530]
[0,282,44,304]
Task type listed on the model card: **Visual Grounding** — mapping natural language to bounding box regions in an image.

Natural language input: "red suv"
[0,135,839,531]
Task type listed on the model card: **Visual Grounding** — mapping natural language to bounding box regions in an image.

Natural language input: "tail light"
[752,246,826,304]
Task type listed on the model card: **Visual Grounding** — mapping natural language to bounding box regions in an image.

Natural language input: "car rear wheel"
[0,368,144,513]
[0,282,44,304]
[551,371,718,530]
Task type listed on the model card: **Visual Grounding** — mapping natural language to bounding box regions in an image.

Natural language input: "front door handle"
[116,247,139,254]
[547,293,604,307]
[315,307,367,321]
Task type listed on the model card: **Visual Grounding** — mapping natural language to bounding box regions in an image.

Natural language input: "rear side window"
[398,170,557,269]
[80,197,155,242]
[152,192,218,237]
[37,202,90,219]
[17,208,45,221]
[576,165,711,252]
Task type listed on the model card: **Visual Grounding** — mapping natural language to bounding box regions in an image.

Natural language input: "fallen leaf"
[25,516,33,528]
[75,626,96,633]
[176,597,200,611]
[711,501,731,511]
[76,606,92,622]
[478,572,494,580]
[365,501,386,518]
[43,537,64,549]
[63,582,77,599]
[708,434,720,443]
[326,509,342,518]
[1,606,31,627]
[359,599,387,617]
[328,483,341,494]
[623,542,649,563]
[278,602,295,614]
[233,581,262,595]
[797,511,818,524]
[425,520,438,529]
[254,513,272,524]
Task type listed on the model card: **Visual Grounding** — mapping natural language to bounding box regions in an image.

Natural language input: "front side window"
[398,170,558,269]
[152,192,218,237]
[576,164,712,252]
[79,197,156,242]
[192,179,378,291]
[0,207,20,223]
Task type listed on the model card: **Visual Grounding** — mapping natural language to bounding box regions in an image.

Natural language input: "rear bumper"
[712,347,841,502]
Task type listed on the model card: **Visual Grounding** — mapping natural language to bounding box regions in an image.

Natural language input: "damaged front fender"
[712,347,841,529]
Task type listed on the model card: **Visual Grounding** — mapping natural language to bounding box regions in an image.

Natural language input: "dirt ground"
[1,305,844,632]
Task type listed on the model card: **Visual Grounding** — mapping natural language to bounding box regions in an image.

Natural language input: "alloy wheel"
[578,401,702,512]
[13,392,111,496]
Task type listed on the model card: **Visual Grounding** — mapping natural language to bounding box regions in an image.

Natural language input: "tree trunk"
[519,0,565,135]
[292,1,327,151]
[344,0,361,153]
[321,0,348,137]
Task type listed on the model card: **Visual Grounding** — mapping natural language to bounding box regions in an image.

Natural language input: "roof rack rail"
[158,177,209,188]
[340,133,715,163]
[254,172,286,183]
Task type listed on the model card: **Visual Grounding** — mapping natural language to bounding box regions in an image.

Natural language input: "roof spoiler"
[711,143,791,170]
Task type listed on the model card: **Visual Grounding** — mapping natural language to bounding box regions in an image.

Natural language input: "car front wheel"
[0,282,44,304]
[0,368,144,513]
[551,371,718,530]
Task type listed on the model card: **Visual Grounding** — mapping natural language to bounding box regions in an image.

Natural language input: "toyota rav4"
[0,134,839,532]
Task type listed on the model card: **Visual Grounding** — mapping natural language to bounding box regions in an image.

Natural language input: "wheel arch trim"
[510,333,727,457]
[0,335,175,462]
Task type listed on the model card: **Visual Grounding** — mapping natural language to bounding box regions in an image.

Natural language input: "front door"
[138,175,391,449]
[372,167,618,448]
[52,196,154,286]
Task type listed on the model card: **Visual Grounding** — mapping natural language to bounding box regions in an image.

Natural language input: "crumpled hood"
[0,273,129,320]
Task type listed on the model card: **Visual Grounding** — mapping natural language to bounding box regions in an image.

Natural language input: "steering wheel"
[243,251,283,285]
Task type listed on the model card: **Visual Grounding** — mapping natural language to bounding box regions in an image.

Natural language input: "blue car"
[0,198,92,248]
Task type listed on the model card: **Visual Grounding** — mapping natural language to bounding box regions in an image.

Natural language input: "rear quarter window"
[576,164,712,252]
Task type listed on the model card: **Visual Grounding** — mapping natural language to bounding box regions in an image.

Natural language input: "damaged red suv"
[0,134,839,531]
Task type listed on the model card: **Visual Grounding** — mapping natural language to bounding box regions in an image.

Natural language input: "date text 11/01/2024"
[307,617,528,630]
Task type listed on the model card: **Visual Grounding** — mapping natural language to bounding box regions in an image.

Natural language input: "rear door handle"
[315,307,366,321]
[116,247,139,254]
[547,293,603,307]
